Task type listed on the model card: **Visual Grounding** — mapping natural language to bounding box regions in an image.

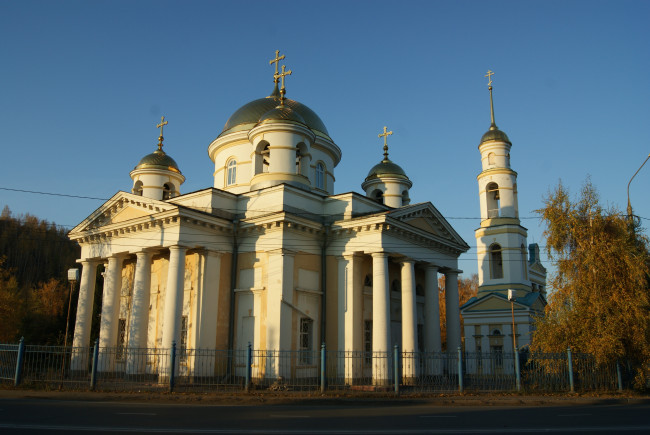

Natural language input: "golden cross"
[269,50,285,83]
[275,64,292,91]
[157,116,168,137]
[378,126,393,147]
[485,70,494,87]
[156,116,168,149]
[378,126,393,160]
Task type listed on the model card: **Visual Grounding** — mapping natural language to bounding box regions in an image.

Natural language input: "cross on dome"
[156,116,168,150]
[378,126,393,161]
[269,50,285,84]
[275,64,292,105]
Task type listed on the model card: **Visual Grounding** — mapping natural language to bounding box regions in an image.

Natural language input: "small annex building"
[69,52,469,385]
[460,75,547,374]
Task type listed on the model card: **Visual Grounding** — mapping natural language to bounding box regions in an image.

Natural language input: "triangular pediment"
[462,294,514,312]
[404,217,440,236]
[70,191,176,235]
[388,202,469,251]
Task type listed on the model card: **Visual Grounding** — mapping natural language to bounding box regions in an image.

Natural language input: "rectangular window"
[364,320,372,365]
[491,345,503,368]
[117,318,126,361]
[299,318,313,364]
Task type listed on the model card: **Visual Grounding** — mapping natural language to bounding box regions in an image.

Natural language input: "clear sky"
[1,0,649,278]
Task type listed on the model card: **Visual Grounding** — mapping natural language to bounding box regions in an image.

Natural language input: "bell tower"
[475,72,530,297]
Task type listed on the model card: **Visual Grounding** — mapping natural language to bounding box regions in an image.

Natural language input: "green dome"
[219,87,331,140]
[480,125,511,144]
[135,149,181,174]
[259,104,306,126]
[365,159,409,181]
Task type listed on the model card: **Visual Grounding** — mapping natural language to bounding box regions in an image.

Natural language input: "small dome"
[219,86,331,139]
[480,126,511,144]
[365,159,409,181]
[259,105,306,126]
[135,149,181,174]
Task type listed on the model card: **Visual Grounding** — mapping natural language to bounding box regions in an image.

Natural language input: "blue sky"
[1,0,649,278]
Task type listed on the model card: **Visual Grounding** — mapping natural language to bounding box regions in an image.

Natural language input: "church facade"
[460,74,546,374]
[69,53,469,384]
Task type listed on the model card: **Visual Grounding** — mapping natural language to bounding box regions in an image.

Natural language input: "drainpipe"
[227,219,239,355]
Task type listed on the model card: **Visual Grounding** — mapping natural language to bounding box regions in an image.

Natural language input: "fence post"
[320,343,326,393]
[90,339,99,391]
[514,347,521,392]
[169,341,176,393]
[616,361,623,392]
[245,342,252,392]
[393,345,400,395]
[567,346,574,393]
[457,347,464,393]
[13,337,25,387]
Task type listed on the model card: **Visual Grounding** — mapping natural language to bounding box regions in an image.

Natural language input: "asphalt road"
[0,396,649,434]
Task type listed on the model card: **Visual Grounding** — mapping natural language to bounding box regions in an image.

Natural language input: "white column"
[161,246,186,377]
[423,265,442,375]
[401,260,418,381]
[371,252,390,385]
[444,270,461,352]
[71,260,98,371]
[343,253,363,383]
[192,251,222,377]
[98,254,125,371]
[266,249,294,379]
[423,265,441,352]
[126,250,153,374]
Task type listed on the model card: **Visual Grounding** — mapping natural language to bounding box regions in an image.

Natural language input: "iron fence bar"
[393,345,399,395]
[457,347,463,393]
[567,347,574,393]
[169,341,176,393]
[320,343,326,393]
[13,337,25,387]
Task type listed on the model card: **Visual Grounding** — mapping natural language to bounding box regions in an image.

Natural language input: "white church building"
[69,52,470,385]
[460,74,547,374]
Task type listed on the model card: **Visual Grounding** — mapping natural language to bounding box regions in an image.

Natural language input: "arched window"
[486,182,500,218]
[401,190,410,206]
[488,152,496,165]
[132,180,143,196]
[315,162,325,189]
[261,144,270,173]
[162,183,173,200]
[226,159,237,186]
[295,149,302,174]
[372,189,384,205]
[490,243,503,279]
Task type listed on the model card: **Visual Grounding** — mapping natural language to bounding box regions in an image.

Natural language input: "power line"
[3,186,648,222]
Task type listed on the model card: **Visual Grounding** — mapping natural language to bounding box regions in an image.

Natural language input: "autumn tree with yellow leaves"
[531,180,650,386]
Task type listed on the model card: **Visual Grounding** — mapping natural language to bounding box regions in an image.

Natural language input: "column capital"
[399,257,415,265]
[267,248,296,257]
[425,264,439,272]
[342,251,364,260]
[135,250,155,259]
[78,258,101,266]
[370,251,389,259]
[167,245,188,252]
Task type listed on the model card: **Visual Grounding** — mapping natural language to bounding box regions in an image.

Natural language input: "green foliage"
[532,180,650,387]
[0,206,80,344]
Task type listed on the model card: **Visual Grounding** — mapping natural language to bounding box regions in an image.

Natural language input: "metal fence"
[1,339,634,394]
